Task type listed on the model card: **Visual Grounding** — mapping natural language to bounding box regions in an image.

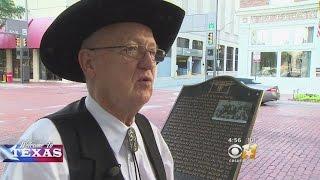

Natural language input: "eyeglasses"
[87,44,166,63]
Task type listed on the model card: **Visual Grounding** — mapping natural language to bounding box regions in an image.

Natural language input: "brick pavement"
[238,97,320,180]
[0,82,320,179]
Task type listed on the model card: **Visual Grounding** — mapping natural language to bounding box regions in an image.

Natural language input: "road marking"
[24,105,65,111]
[43,105,65,109]
[141,105,162,110]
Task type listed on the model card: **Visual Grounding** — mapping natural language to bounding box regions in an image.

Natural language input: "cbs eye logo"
[228,144,243,159]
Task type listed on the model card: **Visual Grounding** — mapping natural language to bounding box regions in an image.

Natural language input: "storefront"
[0,18,62,82]
[39,60,61,81]
[238,1,320,93]
[173,37,205,76]
[191,40,203,75]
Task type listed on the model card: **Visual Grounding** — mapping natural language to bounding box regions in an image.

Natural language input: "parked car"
[236,78,280,103]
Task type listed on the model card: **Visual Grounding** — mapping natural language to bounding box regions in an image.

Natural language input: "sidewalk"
[154,74,205,88]
[0,75,203,91]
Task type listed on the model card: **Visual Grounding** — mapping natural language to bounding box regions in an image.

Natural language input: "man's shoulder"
[18,118,62,144]
[43,97,87,129]
[45,98,85,119]
[2,118,68,180]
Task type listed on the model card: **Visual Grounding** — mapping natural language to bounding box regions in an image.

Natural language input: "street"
[0,82,320,180]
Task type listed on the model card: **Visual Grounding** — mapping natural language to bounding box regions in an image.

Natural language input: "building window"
[207,60,214,71]
[176,57,188,76]
[251,52,277,77]
[251,27,314,46]
[281,51,311,77]
[235,48,238,71]
[226,47,234,71]
[191,57,201,74]
[177,37,189,48]
[39,60,62,80]
[217,45,225,71]
[192,40,203,50]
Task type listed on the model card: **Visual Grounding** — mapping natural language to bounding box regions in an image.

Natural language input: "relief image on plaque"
[212,100,252,124]
[161,76,263,180]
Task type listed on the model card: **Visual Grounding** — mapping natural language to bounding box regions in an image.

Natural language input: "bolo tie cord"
[127,127,141,180]
[132,151,141,180]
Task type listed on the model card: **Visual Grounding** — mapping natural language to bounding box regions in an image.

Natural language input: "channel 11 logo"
[228,143,258,162]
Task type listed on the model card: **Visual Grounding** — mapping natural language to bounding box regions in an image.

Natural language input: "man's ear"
[78,49,96,79]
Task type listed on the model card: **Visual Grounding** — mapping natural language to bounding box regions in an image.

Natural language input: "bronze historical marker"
[161,76,263,180]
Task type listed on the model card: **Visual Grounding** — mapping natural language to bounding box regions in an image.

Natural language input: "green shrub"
[294,94,320,103]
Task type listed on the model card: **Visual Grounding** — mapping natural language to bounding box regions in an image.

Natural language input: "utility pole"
[19,0,29,83]
[25,0,28,21]
[205,0,218,81]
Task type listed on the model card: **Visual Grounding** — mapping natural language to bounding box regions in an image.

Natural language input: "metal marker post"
[204,0,218,81]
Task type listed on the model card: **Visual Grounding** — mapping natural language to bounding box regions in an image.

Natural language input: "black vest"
[45,97,166,180]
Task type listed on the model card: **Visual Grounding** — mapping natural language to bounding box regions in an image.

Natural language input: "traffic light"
[208,32,213,45]
[15,37,21,47]
[22,38,27,47]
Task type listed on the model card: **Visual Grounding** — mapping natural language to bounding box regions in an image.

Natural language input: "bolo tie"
[127,127,141,180]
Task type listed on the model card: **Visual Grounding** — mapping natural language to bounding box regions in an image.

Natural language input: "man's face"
[82,22,157,108]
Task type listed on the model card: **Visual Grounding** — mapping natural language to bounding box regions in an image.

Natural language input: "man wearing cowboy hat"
[2,0,184,179]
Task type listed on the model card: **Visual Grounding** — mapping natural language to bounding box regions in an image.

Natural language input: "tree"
[0,0,25,27]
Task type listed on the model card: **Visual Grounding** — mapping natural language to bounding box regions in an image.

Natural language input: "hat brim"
[40,1,185,82]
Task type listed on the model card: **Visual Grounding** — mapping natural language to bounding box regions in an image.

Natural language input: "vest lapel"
[48,97,124,180]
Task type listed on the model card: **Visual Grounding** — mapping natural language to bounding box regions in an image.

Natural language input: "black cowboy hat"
[40,0,185,82]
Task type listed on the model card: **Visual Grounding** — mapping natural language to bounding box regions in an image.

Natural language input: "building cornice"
[237,0,318,16]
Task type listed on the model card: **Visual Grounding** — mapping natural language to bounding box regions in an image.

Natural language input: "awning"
[27,17,54,48]
[0,28,16,49]
[0,17,54,49]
